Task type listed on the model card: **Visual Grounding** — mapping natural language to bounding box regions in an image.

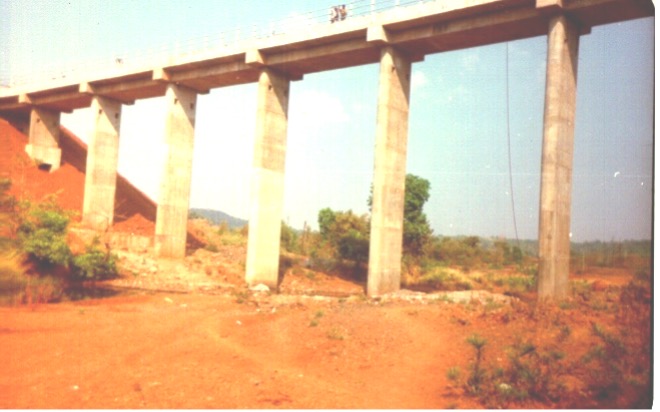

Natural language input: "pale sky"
[0,0,654,242]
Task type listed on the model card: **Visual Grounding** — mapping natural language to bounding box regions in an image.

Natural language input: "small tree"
[317,209,369,264]
[280,221,299,253]
[15,194,118,280]
[17,201,72,268]
[402,174,432,256]
[318,208,336,240]
[0,179,18,246]
[72,239,117,280]
[368,174,433,257]
[333,212,369,263]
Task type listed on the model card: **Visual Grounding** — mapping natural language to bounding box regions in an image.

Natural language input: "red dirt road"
[0,267,652,409]
[1,292,490,409]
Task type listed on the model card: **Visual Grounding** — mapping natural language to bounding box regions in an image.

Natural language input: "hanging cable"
[505,42,521,247]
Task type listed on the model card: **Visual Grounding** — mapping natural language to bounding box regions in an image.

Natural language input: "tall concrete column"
[155,84,197,258]
[82,96,122,231]
[246,68,290,288]
[537,15,580,299]
[25,108,62,171]
[367,46,411,296]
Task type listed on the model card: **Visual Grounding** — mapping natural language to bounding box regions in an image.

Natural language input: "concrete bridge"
[0,0,653,297]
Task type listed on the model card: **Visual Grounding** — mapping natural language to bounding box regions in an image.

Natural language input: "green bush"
[336,229,369,263]
[0,250,28,292]
[280,221,300,253]
[18,207,72,267]
[502,275,535,294]
[71,244,118,280]
[15,198,118,281]
[317,209,370,264]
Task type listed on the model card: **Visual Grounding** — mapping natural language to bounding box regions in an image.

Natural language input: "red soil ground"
[0,118,652,408]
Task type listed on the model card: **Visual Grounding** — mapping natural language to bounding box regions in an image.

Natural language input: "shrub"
[446,366,461,382]
[418,268,473,291]
[431,236,482,269]
[421,269,449,287]
[18,206,72,267]
[336,229,369,263]
[219,227,248,246]
[0,250,28,292]
[466,334,488,393]
[71,243,118,280]
[502,275,535,294]
[280,221,299,253]
[205,242,219,253]
[0,179,18,242]
[451,291,651,408]
[580,322,650,406]
[317,209,370,264]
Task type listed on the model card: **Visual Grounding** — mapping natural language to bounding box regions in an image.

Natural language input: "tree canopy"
[401,174,432,256]
[317,173,433,264]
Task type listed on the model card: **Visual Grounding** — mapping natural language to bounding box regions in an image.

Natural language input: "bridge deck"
[0,0,653,115]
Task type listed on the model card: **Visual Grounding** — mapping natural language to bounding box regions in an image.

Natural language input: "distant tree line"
[275,172,650,278]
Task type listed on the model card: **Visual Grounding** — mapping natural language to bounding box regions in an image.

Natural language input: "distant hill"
[189,208,247,229]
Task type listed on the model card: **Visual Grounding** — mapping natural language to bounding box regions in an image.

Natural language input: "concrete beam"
[80,82,136,105]
[264,37,378,76]
[154,62,246,82]
[245,49,266,67]
[82,95,122,231]
[153,68,209,92]
[366,25,392,45]
[537,14,580,300]
[25,108,62,171]
[0,96,29,113]
[84,71,168,103]
[245,68,290,288]
[367,46,411,297]
[153,62,255,91]
[17,84,92,113]
[19,91,81,112]
[154,84,197,258]
[536,0,565,10]
[392,7,546,47]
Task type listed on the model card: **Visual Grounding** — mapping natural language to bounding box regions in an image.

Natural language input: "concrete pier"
[537,15,580,299]
[25,108,62,171]
[155,84,197,258]
[246,68,290,288]
[82,96,122,231]
[367,46,412,296]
